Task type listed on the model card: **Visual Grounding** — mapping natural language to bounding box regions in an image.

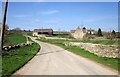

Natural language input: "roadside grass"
[37,39,119,70]
[2,33,40,77]
[70,39,119,45]
[2,43,40,77]
[28,37,33,41]
[4,33,26,46]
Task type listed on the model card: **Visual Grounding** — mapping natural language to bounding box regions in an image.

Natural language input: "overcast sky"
[1,2,118,32]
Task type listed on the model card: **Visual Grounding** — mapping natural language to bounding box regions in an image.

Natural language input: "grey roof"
[71,30,75,33]
[71,27,95,33]
[33,29,53,32]
[87,29,95,32]
[76,26,80,29]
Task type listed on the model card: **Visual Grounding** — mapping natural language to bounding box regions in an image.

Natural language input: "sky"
[1,2,118,32]
[1,0,120,2]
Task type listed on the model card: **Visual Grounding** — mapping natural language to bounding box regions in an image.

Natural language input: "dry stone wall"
[64,42,120,58]
[3,41,34,51]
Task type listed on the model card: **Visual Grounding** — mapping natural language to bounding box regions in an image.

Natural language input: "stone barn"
[33,29,53,37]
[70,27,95,39]
[70,27,86,39]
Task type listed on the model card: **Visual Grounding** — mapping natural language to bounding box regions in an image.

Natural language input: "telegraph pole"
[0,0,8,55]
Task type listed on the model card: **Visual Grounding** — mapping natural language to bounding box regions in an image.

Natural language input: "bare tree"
[10,28,22,33]
[0,24,9,34]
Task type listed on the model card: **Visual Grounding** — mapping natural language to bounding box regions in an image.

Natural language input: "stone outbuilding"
[70,27,95,39]
[70,27,86,39]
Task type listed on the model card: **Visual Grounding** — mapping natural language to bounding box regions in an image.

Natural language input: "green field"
[4,33,26,46]
[2,33,40,77]
[22,31,33,36]
[39,38,119,45]
[71,39,119,45]
[37,39,119,70]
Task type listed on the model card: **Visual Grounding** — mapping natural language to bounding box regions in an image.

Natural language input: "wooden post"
[0,0,8,55]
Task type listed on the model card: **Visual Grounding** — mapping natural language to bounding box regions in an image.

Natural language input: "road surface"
[13,38,118,75]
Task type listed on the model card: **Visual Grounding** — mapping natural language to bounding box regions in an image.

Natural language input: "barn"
[33,29,53,37]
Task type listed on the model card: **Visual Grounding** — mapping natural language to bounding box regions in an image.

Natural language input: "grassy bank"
[2,33,40,77]
[37,39,119,70]
[2,43,40,77]
[4,33,26,46]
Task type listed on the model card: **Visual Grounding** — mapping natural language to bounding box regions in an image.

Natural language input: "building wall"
[71,28,86,39]
[33,32,38,36]
[33,32,53,37]
[87,31,95,34]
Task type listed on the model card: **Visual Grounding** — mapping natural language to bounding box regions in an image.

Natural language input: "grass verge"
[37,39,119,71]
[2,42,40,77]
[70,39,119,45]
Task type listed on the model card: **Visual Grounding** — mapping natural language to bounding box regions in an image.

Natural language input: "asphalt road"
[13,38,118,75]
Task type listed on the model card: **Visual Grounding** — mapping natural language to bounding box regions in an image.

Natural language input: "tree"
[0,23,9,34]
[111,30,116,39]
[10,27,22,33]
[13,28,21,31]
[90,31,92,35]
[112,30,116,35]
[97,28,103,37]
[4,24,9,34]
[83,27,86,30]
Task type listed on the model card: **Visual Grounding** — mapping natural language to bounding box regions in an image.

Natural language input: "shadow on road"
[2,48,69,57]
[37,48,69,56]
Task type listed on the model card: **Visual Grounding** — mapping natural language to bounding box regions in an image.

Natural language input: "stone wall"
[64,42,120,58]
[3,41,34,51]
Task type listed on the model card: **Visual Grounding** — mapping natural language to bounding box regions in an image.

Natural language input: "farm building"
[33,29,53,37]
[70,27,95,39]
[87,29,95,35]
[70,27,86,39]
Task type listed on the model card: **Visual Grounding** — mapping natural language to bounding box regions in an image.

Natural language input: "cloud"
[14,15,31,18]
[34,18,61,24]
[40,10,59,15]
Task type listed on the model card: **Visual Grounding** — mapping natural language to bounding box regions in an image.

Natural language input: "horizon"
[1,2,118,32]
